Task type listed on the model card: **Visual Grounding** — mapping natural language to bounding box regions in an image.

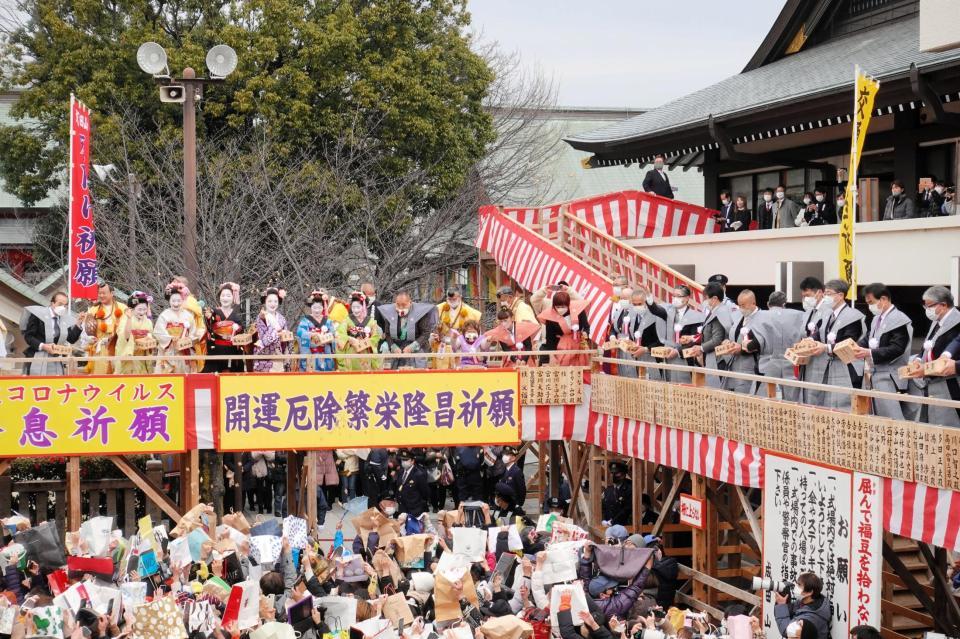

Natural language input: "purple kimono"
[254,311,289,372]
[455,333,488,368]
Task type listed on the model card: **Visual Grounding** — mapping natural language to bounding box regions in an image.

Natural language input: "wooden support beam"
[882,540,938,621]
[734,485,762,548]
[66,457,81,531]
[691,474,710,603]
[651,470,687,537]
[180,449,200,511]
[287,452,299,517]
[632,457,642,533]
[679,563,761,606]
[305,452,317,533]
[918,542,960,633]
[675,592,726,620]
[110,456,183,523]
[706,485,760,556]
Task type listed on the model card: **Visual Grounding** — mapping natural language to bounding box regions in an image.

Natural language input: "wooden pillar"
[305,452,318,533]
[691,473,711,603]
[631,458,642,533]
[589,445,602,533]
[287,452,300,517]
[180,450,200,511]
[66,457,81,531]
[549,441,561,499]
[145,459,163,521]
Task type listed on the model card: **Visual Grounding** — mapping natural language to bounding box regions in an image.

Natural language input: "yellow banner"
[218,370,521,451]
[840,70,880,300]
[0,376,186,456]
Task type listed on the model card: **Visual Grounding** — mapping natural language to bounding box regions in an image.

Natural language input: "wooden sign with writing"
[943,429,960,491]
[884,418,915,482]
[914,424,945,488]
[522,367,583,406]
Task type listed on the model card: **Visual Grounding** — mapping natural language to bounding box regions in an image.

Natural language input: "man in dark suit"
[395,449,429,524]
[642,154,673,199]
[22,291,83,375]
[499,446,526,507]
[715,190,736,231]
[757,189,776,229]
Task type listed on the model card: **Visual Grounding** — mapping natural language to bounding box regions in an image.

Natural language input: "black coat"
[395,464,429,518]
[601,481,632,525]
[501,463,526,506]
[23,311,81,359]
[858,322,909,365]
[727,207,752,232]
[642,169,673,199]
[757,201,776,230]
[807,201,836,225]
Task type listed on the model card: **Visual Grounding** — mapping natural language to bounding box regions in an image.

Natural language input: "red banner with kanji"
[69,95,98,299]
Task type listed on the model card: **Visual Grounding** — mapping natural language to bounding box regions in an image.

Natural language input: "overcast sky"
[467,0,787,109]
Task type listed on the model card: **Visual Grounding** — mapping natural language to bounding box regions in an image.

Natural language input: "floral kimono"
[297,314,337,372]
[336,311,381,371]
[538,299,591,367]
[254,311,290,372]
[115,314,155,375]
[154,308,201,374]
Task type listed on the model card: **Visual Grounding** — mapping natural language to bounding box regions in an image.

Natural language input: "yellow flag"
[840,69,880,300]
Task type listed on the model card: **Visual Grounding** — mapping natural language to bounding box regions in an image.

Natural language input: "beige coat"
[337,449,360,475]
[316,450,339,485]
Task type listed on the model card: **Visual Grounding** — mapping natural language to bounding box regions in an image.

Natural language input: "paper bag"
[79,516,114,558]
[434,571,479,622]
[222,580,261,631]
[53,582,88,614]
[480,615,533,639]
[541,547,578,585]
[185,600,218,635]
[282,516,309,549]
[393,533,431,566]
[549,583,588,628]
[487,526,523,553]
[121,582,148,610]
[223,512,251,534]
[452,527,486,562]
[381,593,415,629]
[372,549,403,585]
[351,618,397,639]
[27,605,64,639]
[317,596,358,629]
[167,537,191,568]
[0,603,16,635]
[251,622,297,639]
[131,596,187,639]
[252,535,282,566]
[16,521,66,570]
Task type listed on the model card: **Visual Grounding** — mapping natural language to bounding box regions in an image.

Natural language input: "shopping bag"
[79,516,114,558]
[27,605,64,639]
[487,526,523,553]
[16,521,66,571]
[452,527,486,562]
[223,512,251,534]
[480,615,533,639]
[549,583,588,628]
[282,516,309,549]
[381,592,414,629]
[540,546,578,585]
[316,595,358,629]
[130,595,187,639]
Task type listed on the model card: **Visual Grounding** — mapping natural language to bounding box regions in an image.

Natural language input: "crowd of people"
[605,272,960,426]
[0,481,859,639]
[711,179,956,232]
[11,278,594,375]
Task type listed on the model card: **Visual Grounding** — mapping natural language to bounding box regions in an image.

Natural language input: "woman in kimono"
[538,291,591,366]
[115,291,155,374]
[254,287,290,373]
[154,284,202,374]
[297,291,337,372]
[203,282,245,373]
[336,292,381,371]
[452,319,487,368]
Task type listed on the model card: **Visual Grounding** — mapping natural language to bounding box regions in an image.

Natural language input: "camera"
[752,576,794,595]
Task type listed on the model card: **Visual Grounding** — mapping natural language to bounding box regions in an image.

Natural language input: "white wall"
[628,216,960,288]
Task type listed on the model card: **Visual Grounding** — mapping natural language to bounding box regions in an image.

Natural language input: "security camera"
[159,85,185,103]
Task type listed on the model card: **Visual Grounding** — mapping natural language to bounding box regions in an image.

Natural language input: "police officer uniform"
[395,449,429,519]
[601,461,632,526]
[500,446,526,507]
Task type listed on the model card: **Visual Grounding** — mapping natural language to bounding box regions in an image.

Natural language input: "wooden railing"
[549,209,704,303]
[0,468,166,532]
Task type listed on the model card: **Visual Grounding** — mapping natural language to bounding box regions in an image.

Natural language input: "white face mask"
[802,296,817,311]
[935,185,945,194]
[671,297,686,308]
[792,586,804,600]
[384,506,396,516]
[502,454,514,465]
[763,194,772,202]
[776,191,785,200]
[654,161,664,170]
[721,198,729,206]
[618,299,630,309]
[892,189,902,197]
[401,459,413,470]
[448,300,460,309]
[868,302,881,316]
[554,307,568,315]
[815,194,825,202]
[53,305,66,317]
[803,197,811,205]
[633,304,646,314]
[925,305,940,322]
[837,199,845,208]
[612,286,623,297]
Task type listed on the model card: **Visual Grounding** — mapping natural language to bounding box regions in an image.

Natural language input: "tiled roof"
[567,15,960,147]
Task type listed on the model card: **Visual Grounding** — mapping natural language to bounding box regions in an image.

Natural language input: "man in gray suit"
[772,185,798,230]
[750,291,805,401]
